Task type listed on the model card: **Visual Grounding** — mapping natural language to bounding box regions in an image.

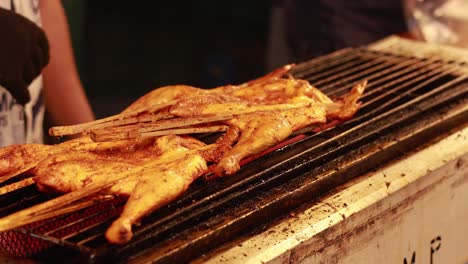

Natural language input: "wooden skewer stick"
[0,177,35,195]
[49,101,177,136]
[89,102,339,142]
[0,180,117,232]
[1,195,117,231]
[88,114,233,142]
[182,102,340,117]
[91,125,230,142]
[83,112,174,132]
[0,161,43,185]
[138,114,233,132]
[90,114,232,135]
[139,125,229,138]
[32,195,116,220]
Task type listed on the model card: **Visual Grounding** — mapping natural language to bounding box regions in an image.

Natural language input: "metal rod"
[361,66,462,109]
[292,47,356,76]
[322,57,434,95]
[293,51,364,79]
[59,208,121,241]
[311,54,414,87]
[325,59,460,97]
[303,54,382,84]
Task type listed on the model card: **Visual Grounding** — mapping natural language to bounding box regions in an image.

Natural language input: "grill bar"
[294,53,365,80]
[355,61,449,101]
[324,58,442,96]
[118,71,467,262]
[0,186,49,217]
[292,48,357,78]
[301,55,377,84]
[41,203,118,237]
[356,66,462,116]
[1,39,467,263]
[129,86,467,264]
[311,56,399,87]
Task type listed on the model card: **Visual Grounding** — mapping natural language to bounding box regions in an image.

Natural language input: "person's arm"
[39,0,95,126]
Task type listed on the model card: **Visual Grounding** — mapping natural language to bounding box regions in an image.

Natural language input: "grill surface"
[0,37,467,263]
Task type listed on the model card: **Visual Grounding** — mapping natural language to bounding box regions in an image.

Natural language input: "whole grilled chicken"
[0,64,365,245]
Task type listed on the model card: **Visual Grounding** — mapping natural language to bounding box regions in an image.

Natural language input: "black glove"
[0,7,49,104]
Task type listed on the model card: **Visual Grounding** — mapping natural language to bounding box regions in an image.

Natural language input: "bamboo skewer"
[91,114,233,135]
[0,170,31,185]
[89,114,233,142]
[137,114,233,132]
[0,180,118,232]
[0,177,35,195]
[34,195,116,222]
[50,92,340,141]
[91,125,230,142]
[49,101,176,136]
[138,125,229,138]
[88,102,339,142]
[192,102,339,116]
[84,112,174,132]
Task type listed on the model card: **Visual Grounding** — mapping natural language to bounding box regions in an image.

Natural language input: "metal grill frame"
[0,36,467,263]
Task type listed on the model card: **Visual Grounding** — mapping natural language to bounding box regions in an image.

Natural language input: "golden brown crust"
[0,64,365,244]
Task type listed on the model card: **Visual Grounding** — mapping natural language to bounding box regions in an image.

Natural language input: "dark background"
[63,0,272,118]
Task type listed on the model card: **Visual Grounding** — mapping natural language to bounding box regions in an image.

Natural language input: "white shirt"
[0,0,45,146]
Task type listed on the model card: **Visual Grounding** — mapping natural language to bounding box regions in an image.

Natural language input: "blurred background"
[61,0,468,119]
[62,0,272,118]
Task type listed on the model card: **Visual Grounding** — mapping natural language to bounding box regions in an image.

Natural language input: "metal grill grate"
[0,37,467,263]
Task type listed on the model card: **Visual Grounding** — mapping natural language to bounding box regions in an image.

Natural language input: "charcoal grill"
[1,36,467,263]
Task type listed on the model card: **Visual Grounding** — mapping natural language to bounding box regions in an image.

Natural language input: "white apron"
[0,0,45,146]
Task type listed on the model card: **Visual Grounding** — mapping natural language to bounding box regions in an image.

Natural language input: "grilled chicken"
[124,85,205,113]
[33,137,157,194]
[214,105,328,176]
[33,135,206,193]
[163,77,365,176]
[31,134,208,244]
[105,135,207,244]
[0,136,133,183]
[123,64,294,113]
[213,81,365,176]
[0,64,366,245]
[0,144,52,183]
